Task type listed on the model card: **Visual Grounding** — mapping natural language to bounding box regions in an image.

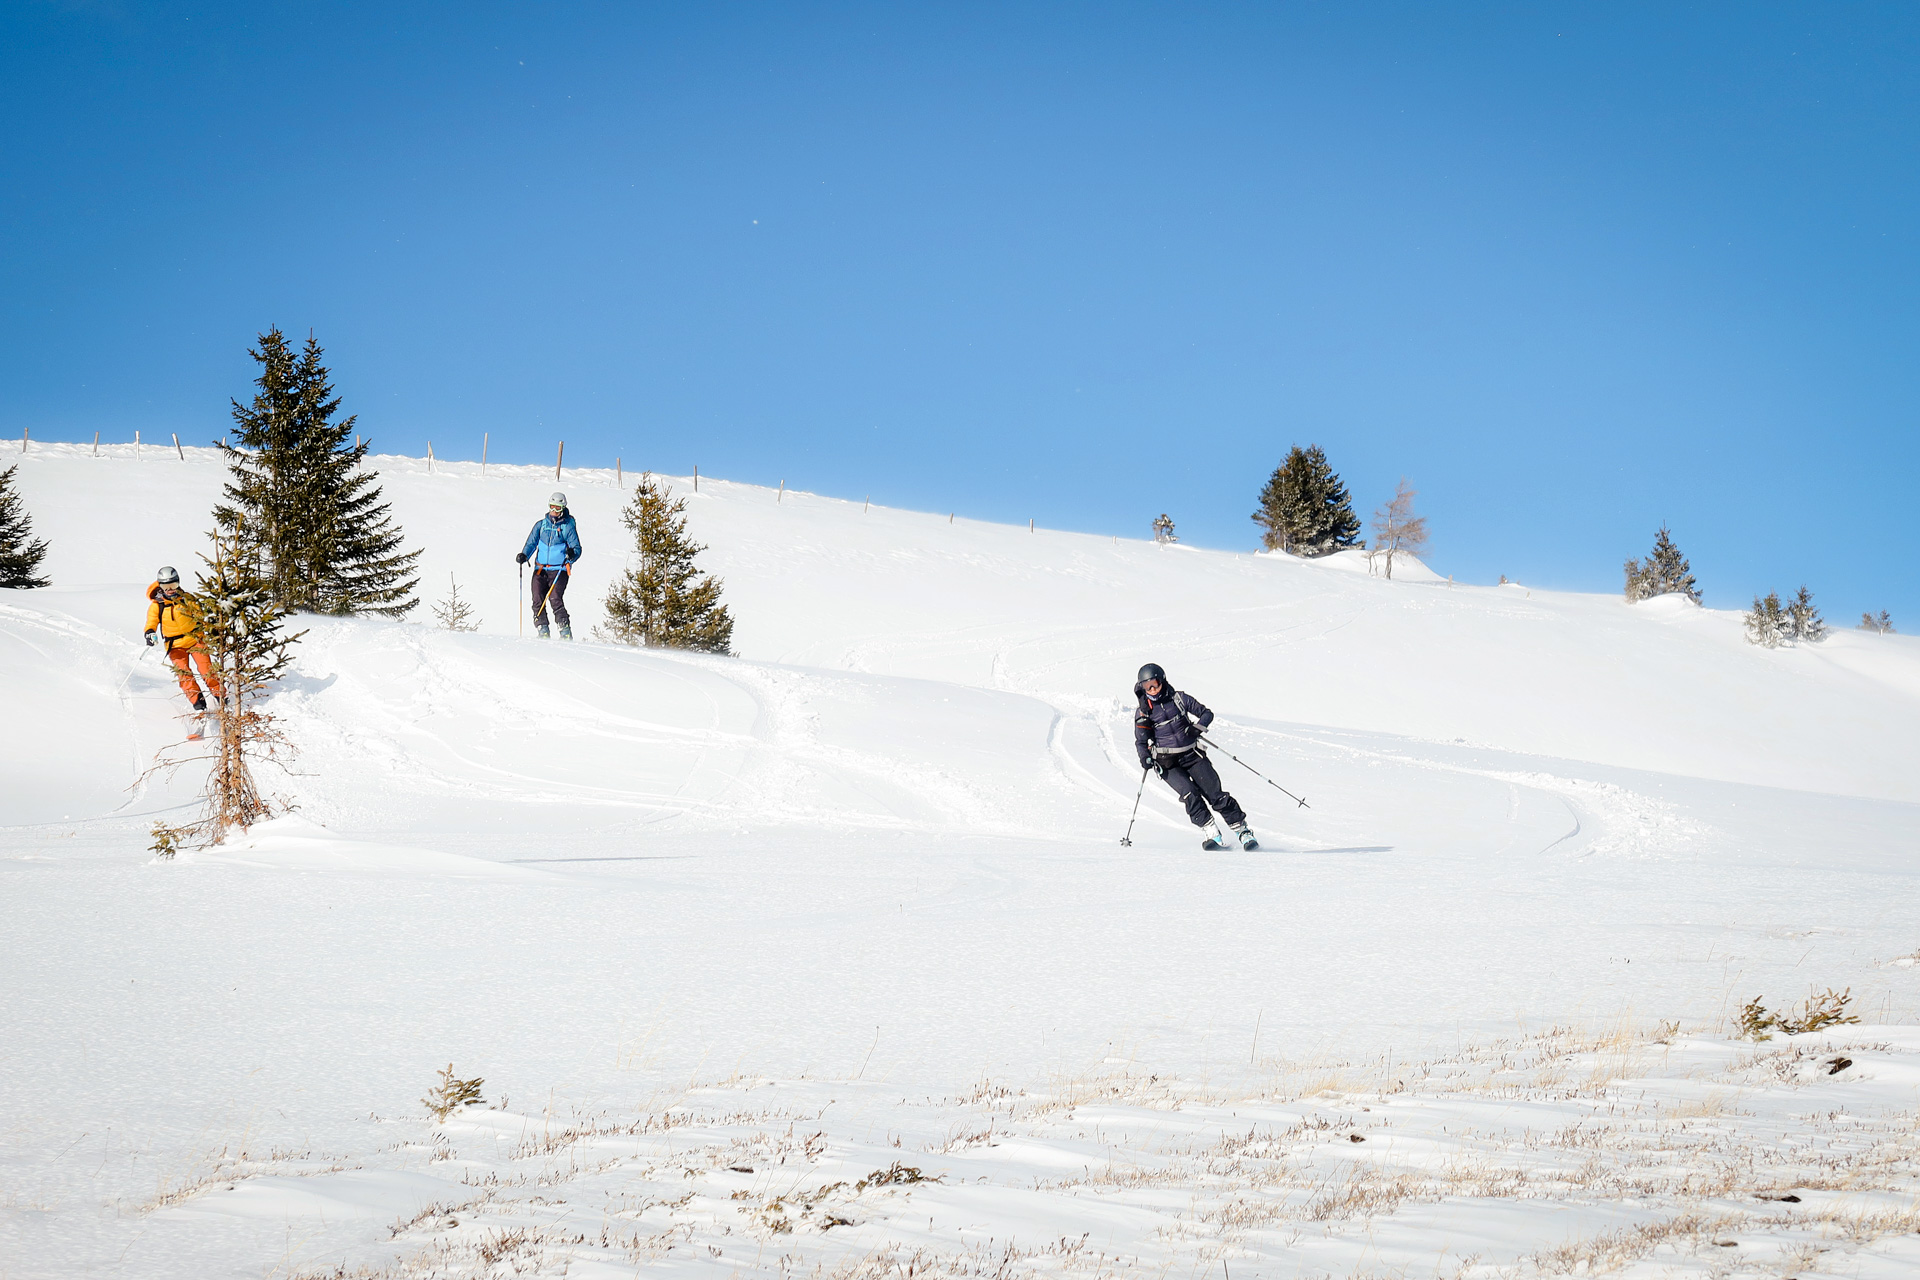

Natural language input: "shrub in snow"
[1623,525,1700,604]
[1858,609,1896,634]
[0,463,50,588]
[598,472,735,654]
[422,1063,485,1122]
[216,327,421,617]
[1749,586,1827,648]
[431,573,481,632]
[1734,987,1859,1041]
[1366,478,1427,581]
[1252,444,1360,556]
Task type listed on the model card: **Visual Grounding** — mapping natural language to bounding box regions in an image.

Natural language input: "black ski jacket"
[1133,682,1214,768]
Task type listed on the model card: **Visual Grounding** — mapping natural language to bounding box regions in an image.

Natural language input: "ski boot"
[559,623,573,641]
[190,695,208,713]
[536,623,551,639]
[1231,821,1260,851]
[1199,821,1228,852]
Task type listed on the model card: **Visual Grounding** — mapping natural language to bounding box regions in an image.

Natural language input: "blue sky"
[4,2,1915,622]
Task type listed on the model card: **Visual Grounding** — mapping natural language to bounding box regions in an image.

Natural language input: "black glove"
[515,552,528,564]
[144,629,157,647]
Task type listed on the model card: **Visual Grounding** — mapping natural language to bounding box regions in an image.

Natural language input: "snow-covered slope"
[3,441,1919,1278]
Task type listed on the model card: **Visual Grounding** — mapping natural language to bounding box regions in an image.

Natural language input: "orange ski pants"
[167,641,224,705]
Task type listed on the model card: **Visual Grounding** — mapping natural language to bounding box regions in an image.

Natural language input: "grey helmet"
[155,565,180,585]
[548,491,568,509]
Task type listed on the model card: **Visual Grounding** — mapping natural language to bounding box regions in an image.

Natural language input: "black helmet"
[1137,662,1166,684]
[156,565,180,585]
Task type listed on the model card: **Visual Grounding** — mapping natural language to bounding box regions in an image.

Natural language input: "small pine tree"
[1368,479,1428,581]
[216,328,421,617]
[1252,445,1361,556]
[1857,610,1895,634]
[1624,525,1700,603]
[0,464,51,588]
[431,574,481,632]
[1784,585,1826,644]
[598,472,735,654]
[194,525,302,839]
[1744,591,1787,648]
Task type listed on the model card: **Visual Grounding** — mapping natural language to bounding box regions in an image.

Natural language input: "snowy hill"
[4,441,1920,1278]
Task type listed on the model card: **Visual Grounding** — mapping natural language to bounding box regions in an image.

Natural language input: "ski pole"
[1197,732,1309,808]
[1119,765,1150,846]
[518,560,524,636]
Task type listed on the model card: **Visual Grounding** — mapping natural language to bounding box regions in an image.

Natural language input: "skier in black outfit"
[1134,663,1258,851]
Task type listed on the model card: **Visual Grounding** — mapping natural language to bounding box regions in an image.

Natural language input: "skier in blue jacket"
[516,492,582,639]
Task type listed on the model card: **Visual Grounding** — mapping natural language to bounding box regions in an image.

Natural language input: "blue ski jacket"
[521,511,582,569]
[1133,681,1214,768]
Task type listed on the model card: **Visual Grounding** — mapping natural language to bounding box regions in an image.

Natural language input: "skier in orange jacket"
[144,566,224,712]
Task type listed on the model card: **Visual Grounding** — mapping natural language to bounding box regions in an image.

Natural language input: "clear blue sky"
[4,2,1915,622]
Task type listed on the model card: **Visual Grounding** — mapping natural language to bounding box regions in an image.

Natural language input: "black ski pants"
[1157,749,1245,828]
[532,566,571,627]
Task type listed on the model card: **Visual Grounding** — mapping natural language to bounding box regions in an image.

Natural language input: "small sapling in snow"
[1734,987,1860,1041]
[422,1063,485,1121]
[430,573,481,632]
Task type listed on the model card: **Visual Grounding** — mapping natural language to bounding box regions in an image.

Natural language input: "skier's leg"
[188,644,224,699]
[547,572,570,626]
[166,647,200,706]
[1159,761,1212,827]
[531,569,553,627]
[1187,755,1246,827]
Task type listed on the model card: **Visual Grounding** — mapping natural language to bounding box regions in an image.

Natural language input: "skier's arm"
[144,599,161,634]
[565,523,581,564]
[1179,692,1215,730]
[520,523,540,561]
[1133,709,1153,769]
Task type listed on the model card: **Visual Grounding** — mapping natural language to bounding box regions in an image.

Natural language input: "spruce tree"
[1625,526,1700,603]
[1744,592,1786,647]
[1784,586,1826,644]
[0,464,51,588]
[1857,610,1895,634]
[598,472,735,654]
[215,328,420,617]
[1252,444,1360,556]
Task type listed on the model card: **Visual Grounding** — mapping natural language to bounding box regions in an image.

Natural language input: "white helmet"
[548,491,568,508]
[156,565,180,584]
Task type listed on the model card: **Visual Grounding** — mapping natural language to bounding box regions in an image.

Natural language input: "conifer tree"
[147,523,303,850]
[1744,592,1787,647]
[0,464,51,588]
[1784,586,1826,644]
[215,328,420,617]
[1857,610,1895,634]
[1624,525,1701,603]
[431,574,481,632]
[194,525,301,837]
[598,472,734,654]
[1252,445,1361,556]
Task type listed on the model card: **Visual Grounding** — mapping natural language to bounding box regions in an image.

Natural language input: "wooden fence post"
[92,431,99,456]
[616,457,621,487]
[778,479,784,502]
[173,433,184,460]
[482,432,489,476]
[694,465,698,492]
[555,441,564,481]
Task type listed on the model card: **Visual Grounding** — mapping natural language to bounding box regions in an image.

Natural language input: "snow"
[3,440,1919,1278]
